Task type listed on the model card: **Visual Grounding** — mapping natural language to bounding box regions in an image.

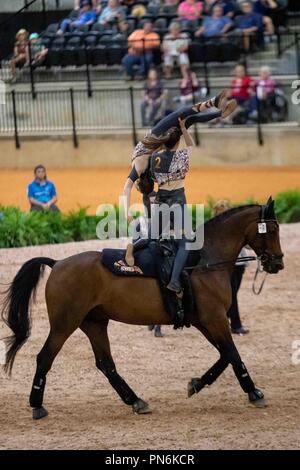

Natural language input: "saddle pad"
[101,248,157,278]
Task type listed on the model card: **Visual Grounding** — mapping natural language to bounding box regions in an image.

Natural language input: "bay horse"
[1,198,284,420]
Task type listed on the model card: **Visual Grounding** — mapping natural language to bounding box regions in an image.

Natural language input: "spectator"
[204,0,236,17]
[213,200,249,335]
[195,5,233,38]
[98,0,125,27]
[28,165,59,213]
[117,19,131,38]
[141,69,166,127]
[29,33,48,67]
[131,4,148,17]
[162,22,190,79]
[221,64,254,124]
[74,0,100,9]
[178,0,204,22]
[175,68,202,106]
[234,1,264,51]
[229,64,253,106]
[122,21,160,80]
[249,65,277,118]
[10,29,29,82]
[253,0,278,35]
[57,0,97,35]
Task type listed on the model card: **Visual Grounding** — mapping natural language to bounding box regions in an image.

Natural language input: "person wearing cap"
[10,29,29,81]
[29,33,48,67]
[57,0,97,35]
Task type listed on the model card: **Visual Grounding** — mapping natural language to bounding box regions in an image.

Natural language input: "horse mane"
[205,204,260,228]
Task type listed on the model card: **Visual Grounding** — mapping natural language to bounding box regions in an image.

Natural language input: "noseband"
[256,203,283,268]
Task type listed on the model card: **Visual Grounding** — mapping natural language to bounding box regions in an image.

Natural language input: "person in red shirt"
[229,64,254,106]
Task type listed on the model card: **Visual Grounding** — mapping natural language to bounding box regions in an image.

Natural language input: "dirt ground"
[0,224,299,450]
[0,167,300,213]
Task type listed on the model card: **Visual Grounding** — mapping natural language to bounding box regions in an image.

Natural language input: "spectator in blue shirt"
[28,165,59,212]
[195,5,233,38]
[57,0,97,35]
[235,1,264,50]
[98,0,125,27]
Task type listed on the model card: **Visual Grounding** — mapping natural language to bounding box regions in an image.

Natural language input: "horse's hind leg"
[29,329,71,420]
[80,314,151,415]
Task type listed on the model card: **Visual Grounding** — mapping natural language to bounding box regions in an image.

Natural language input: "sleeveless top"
[150,148,189,186]
[131,141,149,162]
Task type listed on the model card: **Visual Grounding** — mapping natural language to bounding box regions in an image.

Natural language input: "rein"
[252,260,268,295]
[185,255,267,295]
[185,255,257,272]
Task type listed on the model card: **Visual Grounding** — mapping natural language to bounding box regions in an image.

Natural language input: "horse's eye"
[269,225,277,234]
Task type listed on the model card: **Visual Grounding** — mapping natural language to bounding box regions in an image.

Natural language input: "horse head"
[245,196,284,274]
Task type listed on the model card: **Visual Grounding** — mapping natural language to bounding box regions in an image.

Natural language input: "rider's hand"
[127,215,134,224]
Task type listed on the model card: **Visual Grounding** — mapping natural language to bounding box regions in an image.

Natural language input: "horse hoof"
[32,406,48,420]
[248,389,267,408]
[132,399,152,415]
[187,380,195,398]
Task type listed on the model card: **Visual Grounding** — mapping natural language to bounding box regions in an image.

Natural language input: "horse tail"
[1,257,56,375]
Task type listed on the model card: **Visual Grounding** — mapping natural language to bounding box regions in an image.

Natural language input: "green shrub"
[0,190,299,248]
[274,190,300,223]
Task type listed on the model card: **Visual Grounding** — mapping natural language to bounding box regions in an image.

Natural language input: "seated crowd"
[139,62,286,127]
[10,0,290,80]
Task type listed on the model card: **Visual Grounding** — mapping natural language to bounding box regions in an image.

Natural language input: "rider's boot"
[167,246,189,328]
[167,246,189,294]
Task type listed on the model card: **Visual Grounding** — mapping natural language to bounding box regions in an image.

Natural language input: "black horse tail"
[1,257,56,375]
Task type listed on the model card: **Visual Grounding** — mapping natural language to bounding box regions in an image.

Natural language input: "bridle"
[255,203,283,270]
[185,204,284,295]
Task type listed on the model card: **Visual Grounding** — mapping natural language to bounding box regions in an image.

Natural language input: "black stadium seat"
[45,23,59,35]
[152,47,162,66]
[61,37,81,67]
[154,18,167,31]
[99,33,113,44]
[84,34,98,47]
[188,42,206,64]
[92,44,107,66]
[46,37,65,67]
[107,44,123,65]
[51,36,65,48]
[220,42,241,62]
[203,42,221,62]
[91,23,106,33]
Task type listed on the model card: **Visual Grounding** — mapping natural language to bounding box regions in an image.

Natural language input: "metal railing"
[1,84,289,150]
[1,30,297,105]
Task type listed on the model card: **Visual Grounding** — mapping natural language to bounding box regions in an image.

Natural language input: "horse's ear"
[265,198,275,219]
[266,196,273,205]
